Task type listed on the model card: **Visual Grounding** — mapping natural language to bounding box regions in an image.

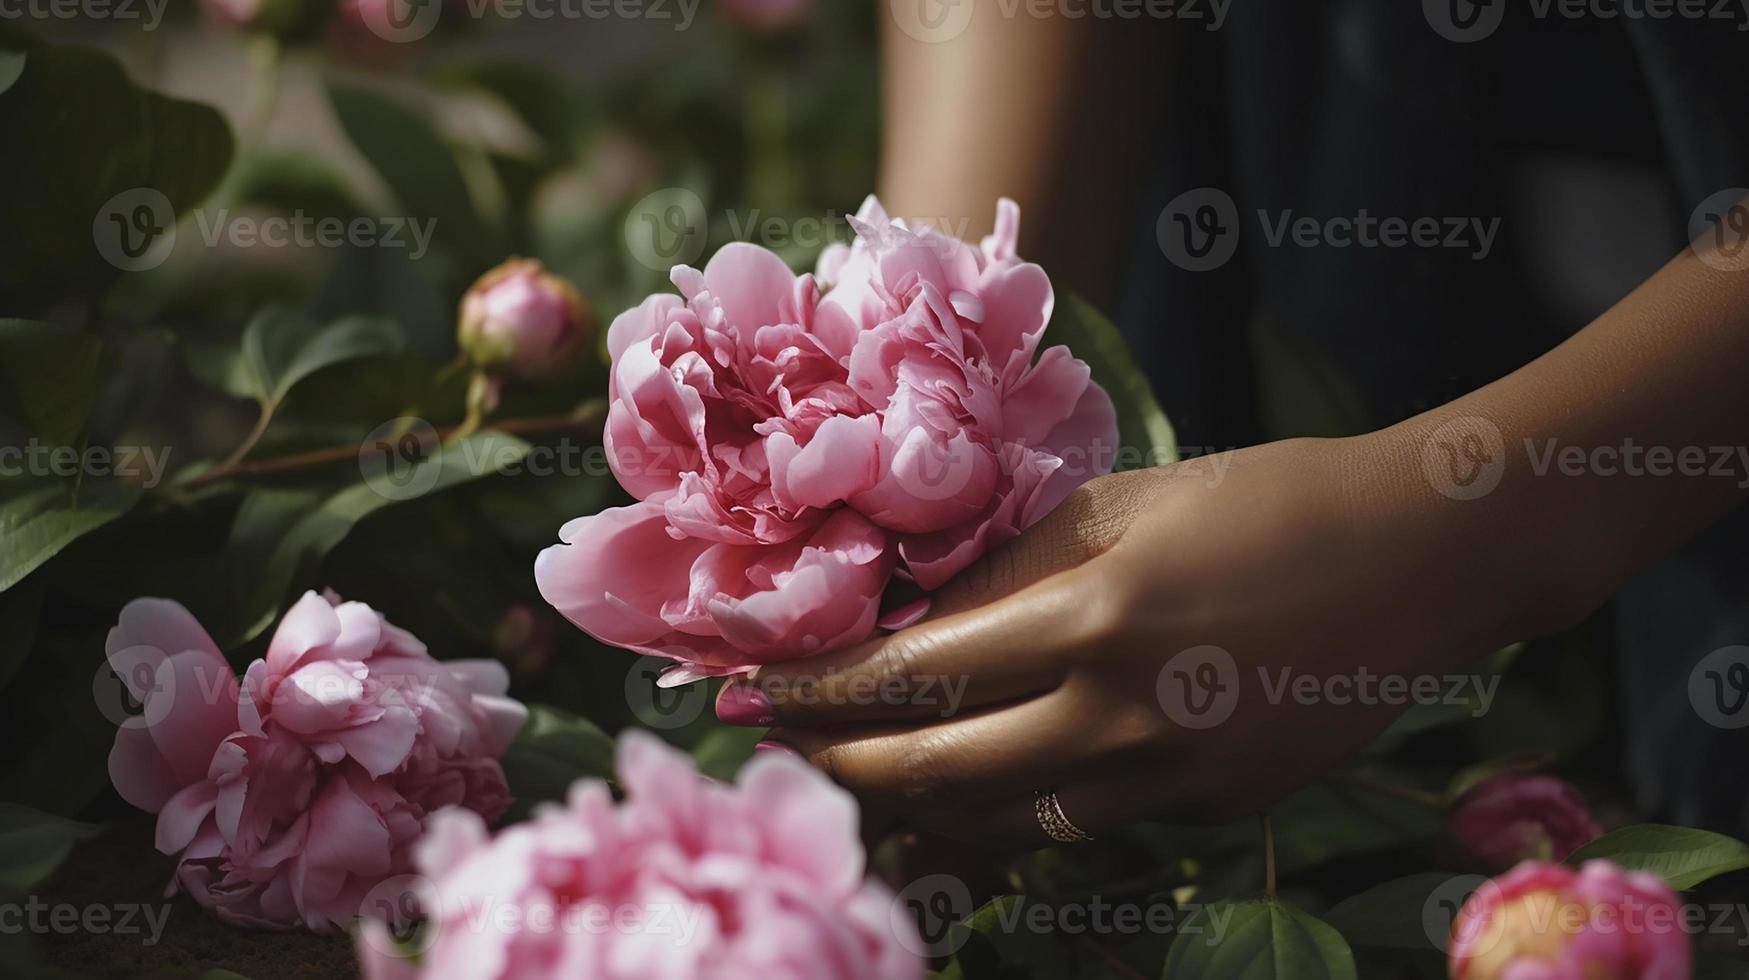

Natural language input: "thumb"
[920,467,1160,620]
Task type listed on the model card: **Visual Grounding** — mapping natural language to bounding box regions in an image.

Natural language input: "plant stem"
[1261,813,1277,900]
[217,401,276,471]
[180,404,606,489]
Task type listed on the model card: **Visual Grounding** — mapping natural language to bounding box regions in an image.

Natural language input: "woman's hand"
[718,432,1551,845]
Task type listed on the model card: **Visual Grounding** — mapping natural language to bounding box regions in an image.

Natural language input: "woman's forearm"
[1374,234,1749,644]
[877,4,1167,301]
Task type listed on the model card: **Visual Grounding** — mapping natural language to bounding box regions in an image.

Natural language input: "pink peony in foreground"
[1450,773,1604,871]
[105,592,527,931]
[1448,860,1690,980]
[355,729,923,980]
[535,197,1117,678]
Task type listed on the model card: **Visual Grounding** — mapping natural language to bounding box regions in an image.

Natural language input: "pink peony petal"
[106,597,222,661]
[535,496,714,650]
[108,723,184,814]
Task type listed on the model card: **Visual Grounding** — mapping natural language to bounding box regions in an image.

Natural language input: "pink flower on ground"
[535,197,1117,679]
[719,0,813,32]
[106,592,527,931]
[355,730,923,980]
[1448,860,1691,980]
[1451,773,1604,871]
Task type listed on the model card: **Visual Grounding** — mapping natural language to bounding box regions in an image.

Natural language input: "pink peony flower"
[719,0,813,32]
[1450,774,1604,871]
[458,258,595,380]
[106,591,527,931]
[1448,860,1691,980]
[535,197,1117,678]
[355,729,923,980]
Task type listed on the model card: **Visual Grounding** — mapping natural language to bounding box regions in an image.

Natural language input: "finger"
[726,563,1116,727]
[921,468,1160,621]
[765,684,1149,812]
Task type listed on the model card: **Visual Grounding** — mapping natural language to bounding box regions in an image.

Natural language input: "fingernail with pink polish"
[716,683,773,726]
[754,740,799,756]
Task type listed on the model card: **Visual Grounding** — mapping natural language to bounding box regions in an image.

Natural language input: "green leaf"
[691,724,764,782]
[324,79,496,268]
[1322,873,1466,951]
[0,319,103,448]
[1567,824,1749,890]
[226,430,531,642]
[0,35,231,306]
[1162,900,1357,980]
[0,52,23,96]
[942,894,1073,980]
[0,803,99,895]
[500,704,614,820]
[0,479,140,594]
[1046,293,1177,470]
[233,308,405,408]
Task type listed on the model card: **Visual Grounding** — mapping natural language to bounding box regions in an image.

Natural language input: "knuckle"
[895,731,967,806]
[871,634,931,695]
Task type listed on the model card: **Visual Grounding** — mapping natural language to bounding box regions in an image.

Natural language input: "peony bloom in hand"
[355,729,922,980]
[106,591,527,931]
[535,197,1117,679]
[1450,773,1604,871]
[1448,860,1690,980]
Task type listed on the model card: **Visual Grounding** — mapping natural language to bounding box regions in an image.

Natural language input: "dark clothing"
[1117,1,1749,831]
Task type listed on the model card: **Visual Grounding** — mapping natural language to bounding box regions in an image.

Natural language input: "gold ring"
[1034,790,1094,843]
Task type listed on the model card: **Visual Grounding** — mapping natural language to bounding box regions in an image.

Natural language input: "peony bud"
[457,258,593,380]
[719,0,813,32]
[1450,773,1604,870]
[1449,860,1690,980]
